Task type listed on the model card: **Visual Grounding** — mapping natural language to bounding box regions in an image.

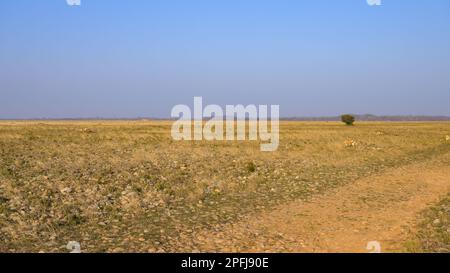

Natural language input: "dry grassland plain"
[0,121,449,252]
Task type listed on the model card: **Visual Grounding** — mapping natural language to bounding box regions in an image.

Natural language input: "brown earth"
[2,121,449,252]
[175,159,450,253]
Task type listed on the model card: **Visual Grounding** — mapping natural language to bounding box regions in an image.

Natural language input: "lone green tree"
[341,114,355,126]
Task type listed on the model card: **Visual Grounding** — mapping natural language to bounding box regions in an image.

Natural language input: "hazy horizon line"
[2,114,450,122]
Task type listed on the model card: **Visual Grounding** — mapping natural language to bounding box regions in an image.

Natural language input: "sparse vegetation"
[246,162,256,173]
[1,121,450,252]
[406,194,450,253]
[341,114,355,126]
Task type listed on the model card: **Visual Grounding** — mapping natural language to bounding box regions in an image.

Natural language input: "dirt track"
[179,158,450,253]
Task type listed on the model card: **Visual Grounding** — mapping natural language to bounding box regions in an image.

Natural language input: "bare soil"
[175,159,450,253]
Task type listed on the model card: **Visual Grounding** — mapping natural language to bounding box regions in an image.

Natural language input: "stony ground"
[170,158,450,253]
[0,121,449,252]
[405,193,450,253]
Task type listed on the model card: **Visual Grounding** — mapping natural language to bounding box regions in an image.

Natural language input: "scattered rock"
[80,128,94,133]
[344,139,357,148]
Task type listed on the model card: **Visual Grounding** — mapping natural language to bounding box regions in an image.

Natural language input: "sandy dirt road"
[177,158,450,253]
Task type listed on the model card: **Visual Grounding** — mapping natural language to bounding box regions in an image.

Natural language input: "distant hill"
[283,114,450,122]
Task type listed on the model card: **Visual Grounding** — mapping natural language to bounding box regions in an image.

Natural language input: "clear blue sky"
[1,0,449,118]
